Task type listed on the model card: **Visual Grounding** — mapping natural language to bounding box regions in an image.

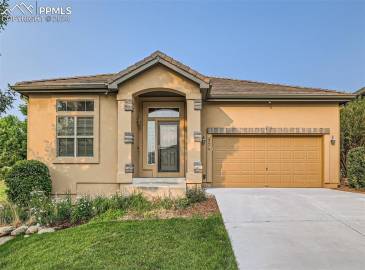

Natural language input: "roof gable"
[107,51,209,90]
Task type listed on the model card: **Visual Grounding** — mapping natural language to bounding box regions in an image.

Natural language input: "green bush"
[54,194,72,223]
[0,202,30,225]
[347,147,365,188]
[92,196,112,215]
[29,191,55,225]
[71,197,93,224]
[4,160,52,206]
[186,188,207,204]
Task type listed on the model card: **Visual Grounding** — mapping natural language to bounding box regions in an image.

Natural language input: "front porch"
[120,178,187,199]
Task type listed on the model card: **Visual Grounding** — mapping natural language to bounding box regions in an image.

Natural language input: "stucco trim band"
[207,127,330,134]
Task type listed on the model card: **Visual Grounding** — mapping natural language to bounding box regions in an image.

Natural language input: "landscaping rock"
[0,236,14,245]
[0,226,14,237]
[26,225,40,235]
[24,235,30,238]
[38,228,55,234]
[11,225,28,236]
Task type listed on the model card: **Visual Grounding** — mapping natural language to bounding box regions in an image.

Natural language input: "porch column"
[186,98,202,185]
[117,99,133,183]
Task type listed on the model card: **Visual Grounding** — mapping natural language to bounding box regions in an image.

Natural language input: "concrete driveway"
[208,188,365,270]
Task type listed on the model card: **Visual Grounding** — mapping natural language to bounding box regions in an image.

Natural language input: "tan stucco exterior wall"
[28,93,119,195]
[201,103,341,186]
[26,68,341,196]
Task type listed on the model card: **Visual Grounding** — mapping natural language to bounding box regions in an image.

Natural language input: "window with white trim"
[56,100,94,157]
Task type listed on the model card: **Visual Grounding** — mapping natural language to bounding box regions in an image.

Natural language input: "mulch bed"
[122,197,220,220]
[334,186,365,195]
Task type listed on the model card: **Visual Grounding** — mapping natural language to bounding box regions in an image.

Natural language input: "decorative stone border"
[194,100,202,110]
[194,161,202,173]
[194,131,202,142]
[124,99,134,111]
[207,127,330,134]
[124,132,134,144]
[125,163,134,173]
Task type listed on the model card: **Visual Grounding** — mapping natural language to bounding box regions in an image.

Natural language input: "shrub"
[347,147,365,188]
[54,194,72,223]
[71,196,93,224]
[4,160,52,206]
[0,202,30,225]
[186,188,207,204]
[92,196,112,215]
[0,115,27,179]
[340,98,365,176]
[29,191,55,225]
[175,198,189,209]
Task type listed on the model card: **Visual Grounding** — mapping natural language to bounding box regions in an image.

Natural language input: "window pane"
[57,138,74,156]
[77,138,93,157]
[57,117,74,136]
[76,101,86,111]
[85,101,94,111]
[66,101,77,111]
[148,108,179,118]
[77,117,93,136]
[57,101,67,111]
[147,121,155,164]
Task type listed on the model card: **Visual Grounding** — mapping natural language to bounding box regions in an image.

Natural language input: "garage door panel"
[212,136,322,187]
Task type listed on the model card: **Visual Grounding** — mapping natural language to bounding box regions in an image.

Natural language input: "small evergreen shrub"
[347,147,365,188]
[186,188,207,204]
[4,160,52,206]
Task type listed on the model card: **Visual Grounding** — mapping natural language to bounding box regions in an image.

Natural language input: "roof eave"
[11,83,109,95]
[207,94,356,103]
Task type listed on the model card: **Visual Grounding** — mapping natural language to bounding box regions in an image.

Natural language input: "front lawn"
[0,181,6,202]
[0,215,237,270]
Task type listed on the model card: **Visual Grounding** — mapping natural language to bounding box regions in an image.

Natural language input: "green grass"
[0,215,237,270]
[0,180,6,203]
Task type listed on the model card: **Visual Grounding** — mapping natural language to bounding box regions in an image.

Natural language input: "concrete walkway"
[208,188,365,270]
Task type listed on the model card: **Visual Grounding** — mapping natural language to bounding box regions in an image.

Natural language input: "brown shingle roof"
[15,73,114,86]
[208,77,351,98]
[12,51,354,100]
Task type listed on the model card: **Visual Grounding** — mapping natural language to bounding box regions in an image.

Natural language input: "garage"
[212,135,323,187]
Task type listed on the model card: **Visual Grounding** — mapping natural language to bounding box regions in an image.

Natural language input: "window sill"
[53,157,99,164]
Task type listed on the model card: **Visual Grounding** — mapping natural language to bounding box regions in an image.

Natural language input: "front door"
[158,121,179,172]
[141,101,185,177]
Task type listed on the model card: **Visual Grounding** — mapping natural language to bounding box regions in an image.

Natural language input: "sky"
[1,0,365,118]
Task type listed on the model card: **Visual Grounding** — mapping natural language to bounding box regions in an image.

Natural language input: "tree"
[340,97,365,176]
[0,0,9,32]
[0,86,15,116]
[0,115,27,178]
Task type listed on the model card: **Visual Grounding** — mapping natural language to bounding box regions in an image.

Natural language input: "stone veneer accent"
[124,99,134,111]
[194,99,202,110]
[125,163,134,173]
[194,161,203,173]
[124,132,134,144]
[207,127,330,134]
[193,131,202,142]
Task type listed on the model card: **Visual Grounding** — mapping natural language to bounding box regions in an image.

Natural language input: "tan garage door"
[212,136,322,187]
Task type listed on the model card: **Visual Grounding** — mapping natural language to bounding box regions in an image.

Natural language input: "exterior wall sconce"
[330,136,336,145]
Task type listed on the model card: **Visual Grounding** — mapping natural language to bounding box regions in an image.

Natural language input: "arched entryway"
[134,89,186,178]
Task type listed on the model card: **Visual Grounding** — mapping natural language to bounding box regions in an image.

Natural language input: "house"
[12,51,355,198]
[355,87,365,97]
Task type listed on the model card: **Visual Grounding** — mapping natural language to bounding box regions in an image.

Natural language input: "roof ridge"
[209,76,349,94]
[16,72,116,85]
